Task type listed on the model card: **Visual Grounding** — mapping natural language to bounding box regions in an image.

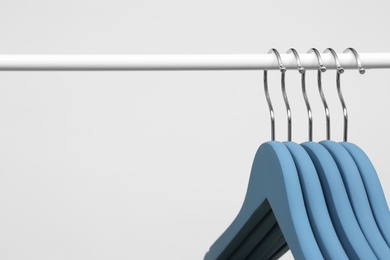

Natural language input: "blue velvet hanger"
[321,140,390,258]
[341,142,390,247]
[302,141,376,259]
[204,141,322,260]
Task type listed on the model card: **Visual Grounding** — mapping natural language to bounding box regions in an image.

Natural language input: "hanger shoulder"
[205,141,322,260]
[284,141,348,259]
[302,141,376,259]
[321,140,390,258]
[341,142,390,247]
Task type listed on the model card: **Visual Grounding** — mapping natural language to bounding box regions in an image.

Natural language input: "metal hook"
[264,49,286,141]
[308,48,330,140]
[324,48,347,141]
[277,49,292,141]
[343,47,365,75]
[287,48,313,141]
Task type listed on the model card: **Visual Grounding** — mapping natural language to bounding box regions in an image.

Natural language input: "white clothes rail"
[0,53,389,71]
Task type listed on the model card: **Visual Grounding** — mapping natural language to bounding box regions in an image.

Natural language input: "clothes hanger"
[283,48,348,259]
[301,47,377,259]
[339,48,390,247]
[204,49,322,260]
[319,48,390,258]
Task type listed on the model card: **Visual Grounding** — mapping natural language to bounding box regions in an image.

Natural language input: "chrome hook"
[278,49,293,141]
[324,48,347,141]
[344,47,365,75]
[287,48,313,141]
[264,49,286,140]
[308,48,330,140]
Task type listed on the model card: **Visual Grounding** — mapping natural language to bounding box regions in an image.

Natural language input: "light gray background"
[0,0,389,259]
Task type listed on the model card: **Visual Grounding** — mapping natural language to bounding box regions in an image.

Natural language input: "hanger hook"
[287,48,313,141]
[343,47,365,75]
[324,48,347,141]
[264,49,285,141]
[308,48,330,140]
[275,49,291,141]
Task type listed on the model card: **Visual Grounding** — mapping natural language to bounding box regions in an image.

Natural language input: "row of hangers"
[264,47,363,142]
[204,48,390,259]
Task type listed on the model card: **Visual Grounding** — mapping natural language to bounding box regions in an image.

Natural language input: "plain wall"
[0,0,389,259]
